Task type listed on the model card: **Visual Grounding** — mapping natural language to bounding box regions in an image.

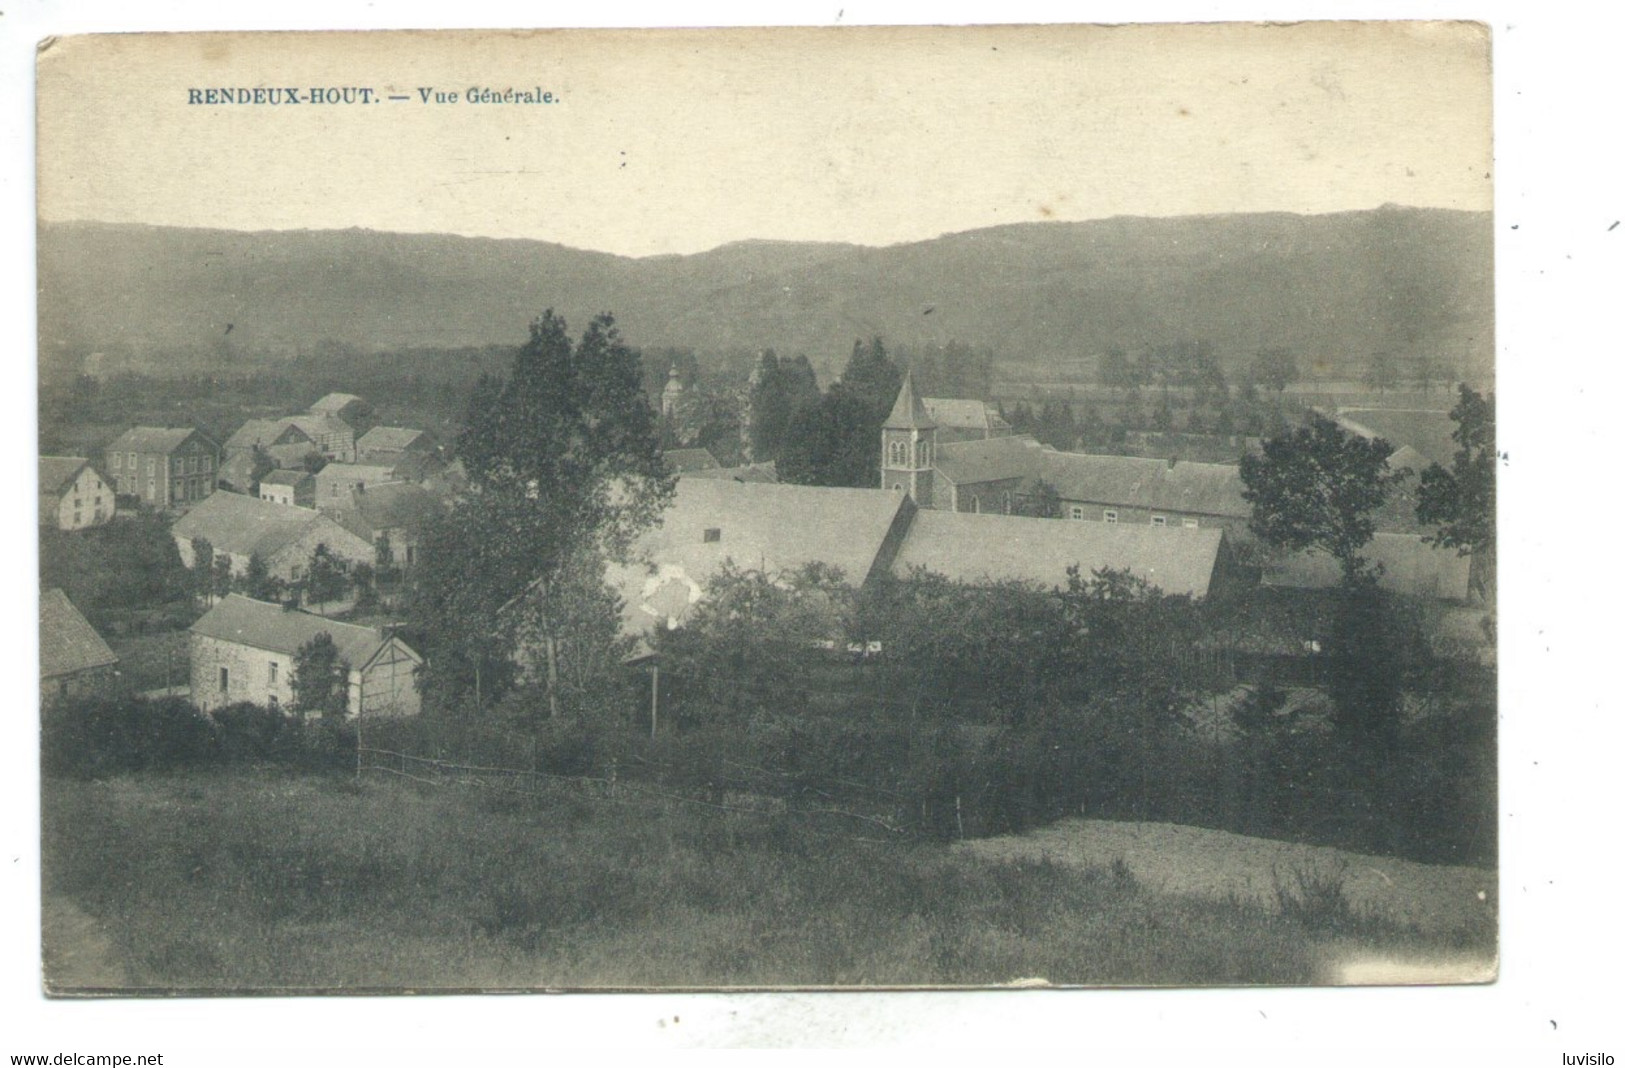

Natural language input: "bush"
[42,695,218,778]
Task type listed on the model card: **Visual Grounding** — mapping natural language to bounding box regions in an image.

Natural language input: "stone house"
[189,594,420,718]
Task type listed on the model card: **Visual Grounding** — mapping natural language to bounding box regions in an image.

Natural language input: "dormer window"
[703,528,721,543]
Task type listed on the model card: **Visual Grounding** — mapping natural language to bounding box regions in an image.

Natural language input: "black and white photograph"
[29,20,1503,999]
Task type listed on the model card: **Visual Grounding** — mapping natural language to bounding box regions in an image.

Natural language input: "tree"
[291,632,350,721]
[211,552,235,604]
[1249,348,1298,395]
[1100,346,1140,392]
[1021,478,1062,519]
[244,553,282,602]
[1365,351,1399,394]
[778,337,901,488]
[303,543,349,615]
[1240,414,1406,581]
[414,310,674,716]
[1416,385,1495,597]
[189,535,215,607]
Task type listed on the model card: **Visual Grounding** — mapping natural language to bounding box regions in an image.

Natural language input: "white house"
[189,594,420,718]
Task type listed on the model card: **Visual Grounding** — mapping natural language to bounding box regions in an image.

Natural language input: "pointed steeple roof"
[884,372,936,430]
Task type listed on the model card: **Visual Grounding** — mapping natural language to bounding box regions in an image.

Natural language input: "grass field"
[41,769,1494,992]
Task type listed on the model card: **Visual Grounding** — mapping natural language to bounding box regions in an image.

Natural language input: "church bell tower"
[881,372,936,508]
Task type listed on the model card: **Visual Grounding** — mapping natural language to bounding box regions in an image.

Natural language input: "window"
[888,440,906,466]
[971,496,981,514]
[188,455,198,474]
[703,528,722,543]
[202,456,212,473]
[919,442,932,467]
[893,483,903,491]
[269,662,279,685]
[128,452,136,470]
[146,457,155,475]
[1151,515,1167,527]
[219,667,230,693]
[1102,509,1117,523]
[1002,491,1013,514]
[1070,505,1086,521]
[1182,518,1199,529]
[268,694,279,709]
[112,453,121,470]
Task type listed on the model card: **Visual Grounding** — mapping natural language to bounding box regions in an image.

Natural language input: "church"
[880,374,1253,532]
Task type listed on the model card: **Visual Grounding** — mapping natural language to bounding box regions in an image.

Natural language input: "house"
[258,469,315,509]
[308,392,372,428]
[103,426,221,509]
[284,414,357,463]
[220,419,317,493]
[39,588,119,703]
[313,463,402,508]
[171,491,375,582]
[189,594,420,717]
[892,509,1230,598]
[39,456,115,530]
[224,419,317,467]
[605,478,917,635]
[880,380,1251,531]
[922,397,1012,443]
[1261,533,1475,602]
[663,447,721,473]
[356,426,441,463]
[327,482,443,570]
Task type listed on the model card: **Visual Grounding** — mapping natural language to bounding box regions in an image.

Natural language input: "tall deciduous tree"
[291,632,350,721]
[779,337,901,487]
[1240,414,1405,581]
[303,543,349,615]
[1416,385,1495,596]
[415,311,674,715]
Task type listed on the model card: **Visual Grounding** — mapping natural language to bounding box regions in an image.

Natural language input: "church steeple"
[881,372,936,507]
[885,371,936,431]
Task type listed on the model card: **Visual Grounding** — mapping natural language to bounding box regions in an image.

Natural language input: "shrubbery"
[42,695,355,778]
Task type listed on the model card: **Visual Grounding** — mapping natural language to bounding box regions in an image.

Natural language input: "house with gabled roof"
[326,482,444,570]
[922,397,1012,443]
[606,478,916,636]
[284,414,357,463]
[356,425,440,460]
[171,491,374,582]
[39,456,115,530]
[892,509,1229,598]
[190,594,420,717]
[39,588,120,703]
[103,426,221,509]
[258,469,315,509]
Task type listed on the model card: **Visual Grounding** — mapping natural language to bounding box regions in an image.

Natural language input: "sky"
[36,21,1491,257]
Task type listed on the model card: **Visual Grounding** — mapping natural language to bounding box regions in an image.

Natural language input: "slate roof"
[192,594,415,669]
[225,418,311,452]
[922,398,1011,435]
[172,491,335,559]
[663,448,721,473]
[681,461,779,484]
[309,392,366,415]
[606,480,913,633]
[39,588,119,680]
[285,414,355,441]
[335,482,443,536]
[357,426,437,453]
[1038,452,1250,518]
[892,511,1225,597]
[1261,533,1474,601]
[933,435,1045,486]
[1335,408,1458,469]
[316,463,400,488]
[39,456,92,496]
[259,469,312,488]
[105,427,211,455]
[885,373,936,430]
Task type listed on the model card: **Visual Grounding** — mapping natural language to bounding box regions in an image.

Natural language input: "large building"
[103,427,221,510]
[604,475,1231,639]
[38,456,115,530]
[172,491,374,582]
[190,594,420,718]
[881,381,1251,531]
